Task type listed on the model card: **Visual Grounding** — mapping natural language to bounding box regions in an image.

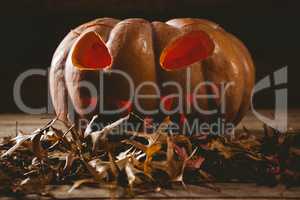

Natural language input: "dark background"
[0,0,298,113]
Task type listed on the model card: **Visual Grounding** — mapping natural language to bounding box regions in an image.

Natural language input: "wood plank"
[1,183,300,199]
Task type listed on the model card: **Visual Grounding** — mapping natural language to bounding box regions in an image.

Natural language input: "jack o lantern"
[50,18,255,130]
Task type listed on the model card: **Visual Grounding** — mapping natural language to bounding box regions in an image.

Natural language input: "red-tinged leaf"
[174,143,188,160]
[186,156,205,169]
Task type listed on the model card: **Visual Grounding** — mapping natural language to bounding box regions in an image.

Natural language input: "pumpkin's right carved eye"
[160,30,214,70]
[72,31,112,70]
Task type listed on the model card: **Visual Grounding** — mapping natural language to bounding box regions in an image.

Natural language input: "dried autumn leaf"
[116,146,134,160]
[144,143,161,175]
[63,152,78,173]
[82,158,107,181]
[87,154,131,182]
[84,115,100,137]
[206,138,233,159]
[123,140,147,152]
[125,158,143,187]
[108,152,120,177]
[173,143,204,169]
[1,131,33,158]
[150,137,183,181]
[85,114,130,150]
[155,116,174,136]
[233,135,260,151]
[31,133,48,160]
[2,118,58,158]
[88,159,110,179]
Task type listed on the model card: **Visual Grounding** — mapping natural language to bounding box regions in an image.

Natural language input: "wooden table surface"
[0,110,299,199]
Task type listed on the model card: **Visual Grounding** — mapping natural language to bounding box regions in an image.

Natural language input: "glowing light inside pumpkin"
[160,30,214,70]
[72,31,112,70]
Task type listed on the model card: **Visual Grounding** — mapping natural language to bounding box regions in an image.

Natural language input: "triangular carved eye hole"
[160,30,215,70]
[72,31,112,70]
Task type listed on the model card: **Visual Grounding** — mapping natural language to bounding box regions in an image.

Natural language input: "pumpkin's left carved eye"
[160,30,214,70]
[72,31,112,70]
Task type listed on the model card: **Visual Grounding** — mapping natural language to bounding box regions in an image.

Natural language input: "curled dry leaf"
[31,133,48,160]
[1,132,33,158]
[206,138,233,159]
[174,144,204,169]
[125,158,143,187]
[85,114,130,151]
[63,153,78,172]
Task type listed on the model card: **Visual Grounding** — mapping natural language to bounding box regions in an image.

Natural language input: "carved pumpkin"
[50,18,255,129]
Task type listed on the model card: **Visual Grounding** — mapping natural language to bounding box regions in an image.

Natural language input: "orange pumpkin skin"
[50,18,255,128]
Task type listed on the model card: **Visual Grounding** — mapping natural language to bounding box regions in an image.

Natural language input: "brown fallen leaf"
[1,131,34,158]
[31,133,48,160]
